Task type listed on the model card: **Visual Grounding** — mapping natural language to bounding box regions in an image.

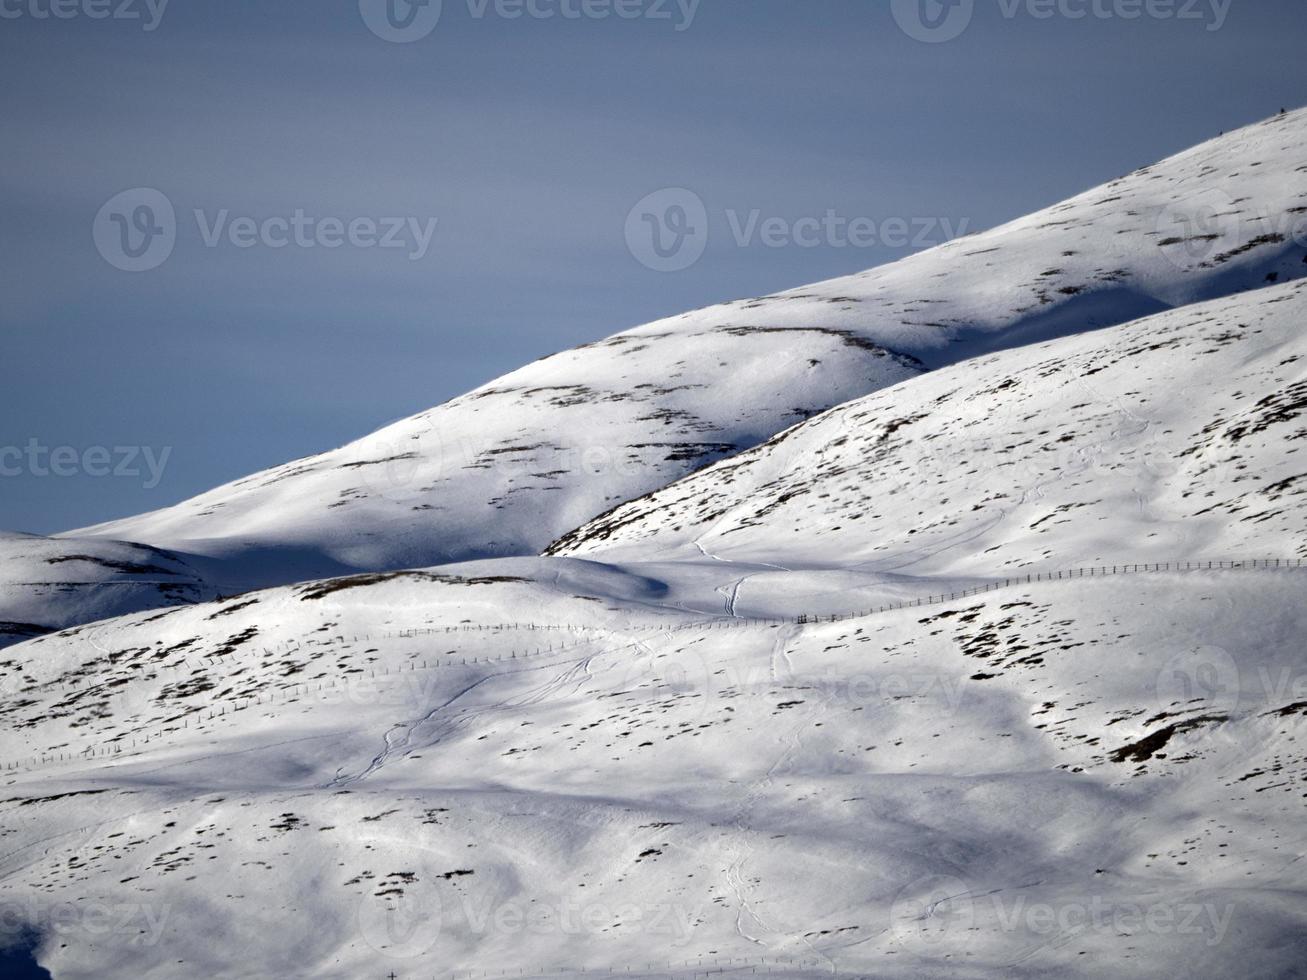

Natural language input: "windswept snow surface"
[2,559,1306,978]
[68,109,1307,587]
[551,280,1307,572]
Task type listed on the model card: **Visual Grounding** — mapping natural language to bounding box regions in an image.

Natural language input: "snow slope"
[550,279,1307,574]
[3,110,1307,980]
[68,109,1307,587]
[2,559,1306,978]
[0,532,213,651]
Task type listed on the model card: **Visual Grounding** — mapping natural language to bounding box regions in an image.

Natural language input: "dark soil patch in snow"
[206,599,260,620]
[46,555,178,577]
[1110,715,1227,764]
[298,571,527,601]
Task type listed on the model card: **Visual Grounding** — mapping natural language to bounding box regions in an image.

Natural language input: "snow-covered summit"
[5,109,1307,980]
[69,109,1307,588]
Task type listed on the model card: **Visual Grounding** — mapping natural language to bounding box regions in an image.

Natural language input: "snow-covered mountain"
[4,110,1307,979]
[68,109,1307,589]
[0,532,213,650]
[550,280,1307,573]
[6,273,1307,980]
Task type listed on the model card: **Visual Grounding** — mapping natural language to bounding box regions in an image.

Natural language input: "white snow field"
[67,109,1307,590]
[1,559,1306,978]
[2,110,1307,978]
[549,279,1307,573]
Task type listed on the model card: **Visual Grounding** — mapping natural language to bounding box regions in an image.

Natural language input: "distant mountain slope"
[0,532,213,649]
[70,109,1307,588]
[550,280,1307,572]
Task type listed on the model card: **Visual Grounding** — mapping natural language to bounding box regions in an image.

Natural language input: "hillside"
[2,558,1305,978]
[3,110,1307,980]
[0,533,213,651]
[69,109,1307,590]
[550,280,1307,574]
[5,273,1307,977]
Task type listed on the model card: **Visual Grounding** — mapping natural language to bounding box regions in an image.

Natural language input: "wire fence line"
[201,557,1307,632]
[3,558,1302,775]
[17,558,1306,650]
[2,627,697,774]
[790,558,1306,624]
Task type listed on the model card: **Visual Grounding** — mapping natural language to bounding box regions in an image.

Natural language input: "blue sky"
[2,0,1305,534]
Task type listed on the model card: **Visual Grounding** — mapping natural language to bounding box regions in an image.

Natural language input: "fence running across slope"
[3,558,1303,774]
